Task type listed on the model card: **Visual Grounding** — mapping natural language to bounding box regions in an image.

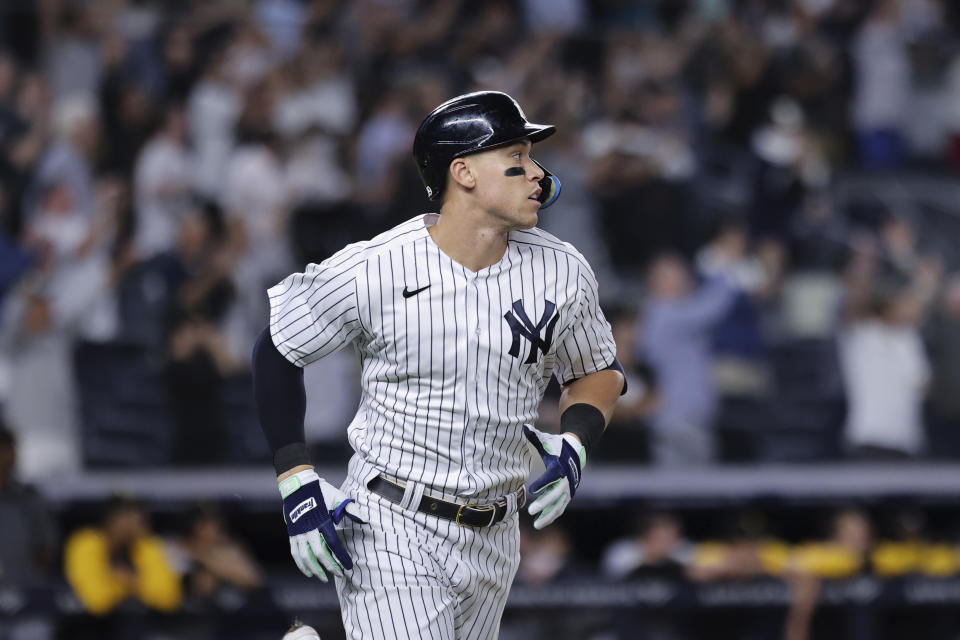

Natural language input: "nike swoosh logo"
[402,285,431,298]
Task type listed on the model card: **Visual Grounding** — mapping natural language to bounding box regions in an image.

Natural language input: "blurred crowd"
[0,0,959,474]
[512,505,960,640]
[3,0,960,635]
[5,423,960,640]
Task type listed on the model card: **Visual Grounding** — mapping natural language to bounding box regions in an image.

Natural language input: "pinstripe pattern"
[267,213,616,637]
[335,472,521,640]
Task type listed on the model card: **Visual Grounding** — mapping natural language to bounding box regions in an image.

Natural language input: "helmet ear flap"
[533,159,561,209]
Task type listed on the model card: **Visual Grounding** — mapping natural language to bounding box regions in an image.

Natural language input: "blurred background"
[2,0,960,638]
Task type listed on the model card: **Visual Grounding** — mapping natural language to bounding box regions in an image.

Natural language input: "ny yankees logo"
[503,299,559,364]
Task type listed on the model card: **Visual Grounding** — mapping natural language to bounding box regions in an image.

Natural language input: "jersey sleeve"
[554,260,618,386]
[267,246,366,367]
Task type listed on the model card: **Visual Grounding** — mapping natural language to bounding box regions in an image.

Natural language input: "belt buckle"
[456,502,496,528]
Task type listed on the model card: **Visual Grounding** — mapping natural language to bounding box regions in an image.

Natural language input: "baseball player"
[252,91,625,639]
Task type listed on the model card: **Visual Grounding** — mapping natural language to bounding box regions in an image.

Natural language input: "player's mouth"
[528,188,542,202]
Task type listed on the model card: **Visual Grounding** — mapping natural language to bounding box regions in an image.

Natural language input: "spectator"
[521,0,587,35]
[687,511,788,583]
[784,508,875,640]
[0,179,113,477]
[0,424,57,588]
[220,85,292,358]
[157,23,199,101]
[695,218,781,396]
[946,42,960,169]
[839,284,932,459]
[924,275,960,459]
[41,3,102,102]
[99,33,156,179]
[352,89,415,207]
[155,207,241,463]
[168,504,262,602]
[223,18,274,90]
[515,523,582,587]
[850,0,910,169]
[870,508,959,578]
[534,70,617,295]
[604,512,693,640]
[0,425,56,640]
[273,37,357,140]
[748,97,828,241]
[118,205,234,349]
[0,183,34,303]
[132,101,194,260]
[26,92,98,222]
[165,316,243,465]
[789,506,874,581]
[505,524,592,640]
[585,65,698,272]
[602,512,692,581]
[186,48,242,200]
[593,306,656,463]
[254,0,308,62]
[686,511,788,640]
[878,215,920,281]
[639,253,738,465]
[0,73,48,238]
[64,495,181,616]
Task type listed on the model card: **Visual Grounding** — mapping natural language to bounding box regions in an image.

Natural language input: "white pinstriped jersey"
[268,213,617,502]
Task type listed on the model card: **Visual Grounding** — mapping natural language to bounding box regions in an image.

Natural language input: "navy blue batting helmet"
[413,91,561,208]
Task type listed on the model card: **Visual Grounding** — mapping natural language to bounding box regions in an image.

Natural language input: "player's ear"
[448,157,475,192]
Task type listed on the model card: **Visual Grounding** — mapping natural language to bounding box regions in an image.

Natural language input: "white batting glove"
[523,425,587,530]
[282,622,321,640]
[279,469,367,582]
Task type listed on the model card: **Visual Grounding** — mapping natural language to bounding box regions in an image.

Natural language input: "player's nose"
[527,157,544,181]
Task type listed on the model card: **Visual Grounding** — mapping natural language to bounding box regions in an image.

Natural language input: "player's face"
[469,140,544,229]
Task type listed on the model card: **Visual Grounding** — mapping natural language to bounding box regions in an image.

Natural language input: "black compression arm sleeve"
[252,326,310,473]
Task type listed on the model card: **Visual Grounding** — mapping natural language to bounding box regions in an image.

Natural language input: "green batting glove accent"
[279,475,302,499]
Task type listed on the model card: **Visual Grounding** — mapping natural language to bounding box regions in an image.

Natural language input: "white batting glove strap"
[278,469,368,523]
[524,427,587,469]
[561,433,587,468]
[278,469,321,498]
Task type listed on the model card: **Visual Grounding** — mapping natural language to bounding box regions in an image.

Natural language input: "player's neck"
[429,207,510,273]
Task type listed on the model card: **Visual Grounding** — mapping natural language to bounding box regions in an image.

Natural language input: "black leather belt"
[367,474,525,528]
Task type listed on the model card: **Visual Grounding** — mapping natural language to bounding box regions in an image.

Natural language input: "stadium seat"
[74,341,174,468]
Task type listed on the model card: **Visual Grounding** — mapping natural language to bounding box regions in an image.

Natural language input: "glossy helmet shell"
[412,91,561,208]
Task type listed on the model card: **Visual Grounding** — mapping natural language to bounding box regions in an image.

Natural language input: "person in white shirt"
[839,287,931,458]
[133,103,193,259]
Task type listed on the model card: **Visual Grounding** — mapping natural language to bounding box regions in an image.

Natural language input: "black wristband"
[560,403,606,456]
[273,442,312,475]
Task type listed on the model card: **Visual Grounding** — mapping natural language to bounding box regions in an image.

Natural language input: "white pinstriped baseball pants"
[334,465,522,640]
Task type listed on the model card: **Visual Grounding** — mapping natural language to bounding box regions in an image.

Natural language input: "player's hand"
[522,425,586,530]
[278,469,367,582]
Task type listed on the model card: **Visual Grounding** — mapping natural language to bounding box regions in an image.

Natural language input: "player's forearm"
[558,369,624,454]
[251,326,311,475]
[277,465,313,481]
[559,369,624,424]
